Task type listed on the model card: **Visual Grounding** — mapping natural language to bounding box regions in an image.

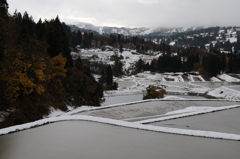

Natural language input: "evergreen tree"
[83,32,89,48]
[150,59,157,72]
[145,62,151,71]
[169,56,181,72]
[21,11,35,38]
[220,54,226,73]
[202,53,221,77]
[45,16,73,67]
[106,65,113,85]
[35,18,45,40]
[76,30,82,46]
[119,43,123,53]
[186,55,195,71]
[113,58,123,77]
[0,0,8,14]
[136,58,144,73]
[12,11,22,24]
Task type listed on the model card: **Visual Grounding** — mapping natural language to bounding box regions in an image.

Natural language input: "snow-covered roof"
[169,41,175,46]
[226,38,237,43]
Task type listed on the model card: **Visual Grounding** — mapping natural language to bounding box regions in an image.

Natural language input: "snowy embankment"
[210,77,222,82]
[1,113,240,141]
[136,105,240,124]
[188,75,205,82]
[207,86,240,100]
[218,74,240,82]
[180,82,210,94]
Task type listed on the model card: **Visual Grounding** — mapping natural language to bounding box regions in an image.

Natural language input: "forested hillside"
[0,1,103,128]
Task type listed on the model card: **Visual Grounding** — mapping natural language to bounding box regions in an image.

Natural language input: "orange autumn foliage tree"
[47,54,67,80]
[1,46,47,101]
[0,15,49,103]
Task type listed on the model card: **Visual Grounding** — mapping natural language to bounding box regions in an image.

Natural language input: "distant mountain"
[70,22,153,36]
[69,24,100,35]
[69,22,203,36]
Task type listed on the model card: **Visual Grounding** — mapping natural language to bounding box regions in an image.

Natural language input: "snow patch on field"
[207,86,240,100]
[182,83,210,93]
[163,96,186,100]
[45,106,94,118]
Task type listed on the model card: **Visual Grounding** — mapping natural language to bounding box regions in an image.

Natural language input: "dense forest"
[133,45,240,78]
[0,1,103,128]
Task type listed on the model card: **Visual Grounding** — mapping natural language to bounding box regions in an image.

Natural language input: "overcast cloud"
[7,0,240,28]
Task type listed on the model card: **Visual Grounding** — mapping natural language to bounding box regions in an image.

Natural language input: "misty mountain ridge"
[70,22,206,36]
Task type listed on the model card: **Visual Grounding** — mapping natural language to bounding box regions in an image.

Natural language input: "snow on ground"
[79,48,160,73]
[218,74,240,82]
[45,106,94,118]
[1,113,240,141]
[115,72,210,94]
[182,83,210,94]
[78,48,240,85]
[207,86,240,100]
[109,72,240,105]
[163,96,185,100]
[210,76,222,82]
[113,72,240,100]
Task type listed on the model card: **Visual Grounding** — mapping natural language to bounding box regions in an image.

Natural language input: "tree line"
[134,46,240,77]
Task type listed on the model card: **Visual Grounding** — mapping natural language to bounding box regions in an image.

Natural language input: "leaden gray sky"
[7,0,240,28]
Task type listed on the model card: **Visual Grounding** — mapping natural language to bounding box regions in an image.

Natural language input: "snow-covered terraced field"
[1,120,240,159]
[112,72,240,101]
[77,100,240,120]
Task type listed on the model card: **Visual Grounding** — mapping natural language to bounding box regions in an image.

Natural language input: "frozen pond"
[194,82,240,89]
[102,93,207,106]
[165,95,207,100]
[160,82,240,89]
[0,121,240,159]
[102,94,143,106]
[228,85,240,92]
[150,107,240,135]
